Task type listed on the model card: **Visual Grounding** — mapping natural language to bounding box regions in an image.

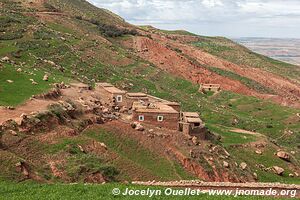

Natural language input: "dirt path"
[0,99,57,125]
[230,128,262,136]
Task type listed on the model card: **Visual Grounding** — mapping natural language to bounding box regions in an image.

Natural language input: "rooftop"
[201,84,220,88]
[96,82,113,87]
[104,87,126,94]
[70,83,89,88]
[126,93,148,97]
[186,117,202,123]
[182,112,199,118]
[164,101,180,106]
[133,102,179,114]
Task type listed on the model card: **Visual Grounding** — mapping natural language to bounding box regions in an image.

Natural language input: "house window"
[157,115,164,122]
[138,115,144,121]
[116,95,122,102]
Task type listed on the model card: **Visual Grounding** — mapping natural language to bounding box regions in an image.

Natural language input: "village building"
[147,95,181,112]
[132,101,179,130]
[125,92,149,108]
[94,82,206,138]
[70,83,90,90]
[199,84,221,92]
[179,112,206,139]
[95,82,126,106]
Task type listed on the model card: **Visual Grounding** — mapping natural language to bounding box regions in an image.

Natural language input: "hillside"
[0,0,299,191]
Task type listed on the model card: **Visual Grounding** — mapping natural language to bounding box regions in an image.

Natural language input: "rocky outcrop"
[273,166,285,176]
[276,151,290,162]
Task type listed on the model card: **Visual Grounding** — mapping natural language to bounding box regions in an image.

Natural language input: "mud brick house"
[199,84,221,92]
[132,101,179,130]
[70,83,90,90]
[95,82,126,106]
[125,93,149,108]
[147,95,181,112]
[179,112,206,139]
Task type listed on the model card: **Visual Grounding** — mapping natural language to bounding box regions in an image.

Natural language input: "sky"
[87,0,300,38]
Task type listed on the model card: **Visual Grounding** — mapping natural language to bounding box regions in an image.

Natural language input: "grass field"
[85,128,195,181]
[0,180,282,200]
[0,64,68,106]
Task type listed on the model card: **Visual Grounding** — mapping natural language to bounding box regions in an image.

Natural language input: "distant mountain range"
[234,38,300,66]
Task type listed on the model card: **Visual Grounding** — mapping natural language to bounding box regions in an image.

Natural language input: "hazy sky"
[87,0,300,38]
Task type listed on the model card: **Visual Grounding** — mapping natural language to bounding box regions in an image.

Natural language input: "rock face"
[276,151,290,162]
[273,166,285,175]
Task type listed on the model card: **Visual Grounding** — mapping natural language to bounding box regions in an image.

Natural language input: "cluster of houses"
[95,83,207,139]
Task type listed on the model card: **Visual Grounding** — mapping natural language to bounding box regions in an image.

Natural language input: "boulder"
[255,150,262,155]
[273,166,284,175]
[253,172,258,180]
[8,130,18,136]
[43,74,49,81]
[6,80,13,83]
[240,162,247,170]
[135,123,144,131]
[17,68,22,72]
[276,151,290,161]
[192,136,199,145]
[223,161,229,168]
[20,113,28,119]
[289,173,294,177]
[99,142,107,150]
[77,145,85,153]
[131,122,138,129]
[1,56,10,62]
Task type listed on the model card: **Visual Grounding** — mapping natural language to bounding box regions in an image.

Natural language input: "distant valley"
[235,38,300,66]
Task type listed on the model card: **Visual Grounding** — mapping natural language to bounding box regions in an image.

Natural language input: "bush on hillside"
[97,23,138,37]
[87,18,138,37]
[0,30,24,40]
[43,3,60,12]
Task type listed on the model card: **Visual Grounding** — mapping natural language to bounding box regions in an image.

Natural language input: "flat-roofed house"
[125,92,149,108]
[95,82,126,106]
[180,112,206,139]
[132,101,179,130]
[199,84,221,92]
[147,95,181,112]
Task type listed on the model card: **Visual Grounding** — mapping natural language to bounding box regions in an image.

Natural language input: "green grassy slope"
[192,36,300,83]
[85,128,195,181]
[0,180,278,200]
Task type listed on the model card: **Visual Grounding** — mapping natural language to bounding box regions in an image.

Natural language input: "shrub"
[48,104,68,122]
[88,19,138,37]
[75,16,83,20]
[99,166,119,181]
[43,3,60,12]
[33,28,55,40]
